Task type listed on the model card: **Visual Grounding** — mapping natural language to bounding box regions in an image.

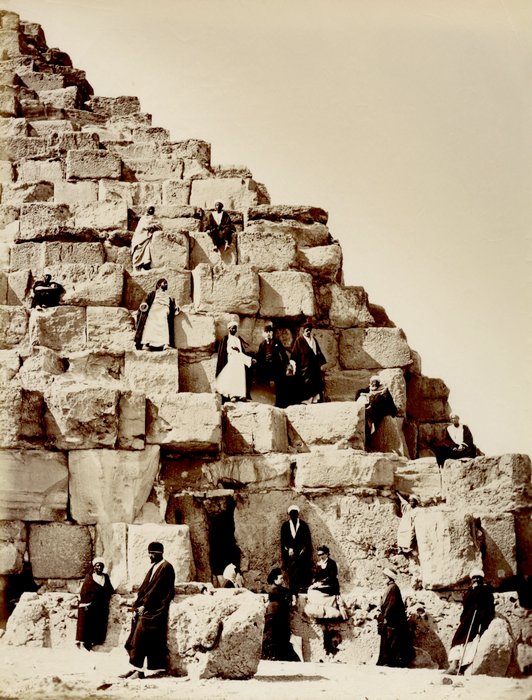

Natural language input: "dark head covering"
[302,320,313,330]
[267,567,283,585]
[147,206,155,215]
[317,545,330,555]
[155,278,167,289]
[264,324,273,332]
[148,541,164,553]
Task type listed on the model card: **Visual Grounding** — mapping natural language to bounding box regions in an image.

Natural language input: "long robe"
[134,290,176,349]
[215,333,253,400]
[433,424,477,467]
[376,581,414,668]
[356,386,397,441]
[262,584,299,661]
[311,557,340,596]
[256,337,290,408]
[131,214,160,269]
[31,280,64,308]
[75,573,114,647]
[206,210,235,250]
[280,518,312,594]
[125,559,175,671]
[290,334,326,404]
[449,583,495,665]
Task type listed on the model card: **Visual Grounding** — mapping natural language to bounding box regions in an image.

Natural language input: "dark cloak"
[31,279,64,308]
[255,337,290,408]
[451,583,495,648]
[262,584,299,661]
[433,424,477,467]
[280,518,312,594]
[206,211,235,250]
[356,386,397,436]
[290,335,326,403]
[376,581,414,668]
[311,558,340,596]
[134,290,176,349]
[75,573,114,647]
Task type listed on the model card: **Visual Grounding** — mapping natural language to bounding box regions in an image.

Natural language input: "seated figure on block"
[356,376,406,455]
[206,201,236,265]
[432,413,477,467]
[31,273,64,309]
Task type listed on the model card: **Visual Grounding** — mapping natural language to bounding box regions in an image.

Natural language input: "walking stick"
[458,609,477,673]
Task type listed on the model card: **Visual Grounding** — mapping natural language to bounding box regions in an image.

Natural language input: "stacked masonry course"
[0,10,530,678]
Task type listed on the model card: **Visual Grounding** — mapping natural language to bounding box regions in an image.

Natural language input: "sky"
[4,0,532,457]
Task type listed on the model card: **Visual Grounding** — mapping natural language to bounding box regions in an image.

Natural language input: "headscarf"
[223,563,237,583]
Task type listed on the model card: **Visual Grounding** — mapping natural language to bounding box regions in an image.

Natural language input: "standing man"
[290,321,326,405]
[131,206,161,271]
[215,318,255,403]
[122,542,175,680]
[206,201,236,265]
[280,505,312,596]
[256,324,290,407]
[376,567,414,667]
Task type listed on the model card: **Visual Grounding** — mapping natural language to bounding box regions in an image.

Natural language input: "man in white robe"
[215,319,254,402]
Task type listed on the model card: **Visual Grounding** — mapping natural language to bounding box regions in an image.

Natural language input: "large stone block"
[124,157,183,181]
[443,454,531,513]
[39,86,79,111]
[19,73,65,91]
[174,311,216,353]
[162,179,190,205]
[94,522,128,592]
[73,200,128,230]
[468,617,514,677]
[29,523,92,579]
[118,390,146,450]
[123,268,192,310]
[480,513,517,586]
[42,262,124,306]
[0,305,28,347]
[86,306,135,351]
[2,181,54,206]
[327,284,375,328]
[407,376,451,422]
[28,120,75,136]
[237,223,297,271]
[178,354,217,393]
[312,329,337,370]
[29,306,86,351]
[285,402,365,451]
[393,457,442,502]
[339,328,412,370]
[124,349,179,398]
[203,453,293,490]
[248,205,328,225]
[0,381,36,448]
[259,271,314,318]
[190,176,262,210]
[297,244,342,281]
[149,229,189,270]
[53,180,98,204]
[18,202,73,240]
[0,520,26,574]
[294,449,401,489]
[415,508,482,589]
[69,446,160,524]
[41,241,105,267]
[66,149,121,180]
[7,268,31,305]
[0,348,20,382]
[18,347,65,392]
[16,158,63,183]
[223,403,288,455]
[98,178,137,206]
[193,263,259,315]
[127,523,194,587]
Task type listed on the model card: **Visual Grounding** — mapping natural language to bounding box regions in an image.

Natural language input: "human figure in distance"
[122,542,175,680]
[75,557,114,651]
[376,567,414,668]
[290,320,326,405]
[206,201,236,265]
[134,278,178,351]
[255,323,290,408]
[215,318,255,403]
[31,273,64,309]
[131,206,161,271]
[432,413,477,468]
[308,544,340,597]
[262,567,300,662]
[280,505,312,596]
[356,375,398,447]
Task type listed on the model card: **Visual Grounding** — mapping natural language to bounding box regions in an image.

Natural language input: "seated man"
[206,201,236,264]
[432,413,476,467]
[31,273,64,309]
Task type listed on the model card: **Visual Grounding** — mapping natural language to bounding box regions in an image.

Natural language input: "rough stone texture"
[28,523,92,579]
[29,306,86,352]
[18,348,65,393]
[2,592,49,646]
[237,223,297,271]
[415,508,482,589]
[54,180,99,204]
[73,200,128,230]
[328,284,375,329]
[86,306,135,351]
[294,449,401,489]
[7,268,32,306]
[123,268,192,310]
[480,513,517,586]
[117,390,146,450]
[94,522,128,592]
[203,453,293,490]
[339,328,412,370]
[0,348,20,382]
[0,305,28,348]
[0,380,38,448]
[18,202,74,240]
[297,244,342,281]
[148,229,189,270]
[190,176,263,210]
[223,403,288,455]
[64,350,123,382]
[248,205,328,225]
[66,149,121,180]
[42,241,105,267]
[40,262,124,307]
[124,349,178,398]
[17,158,63,183]
[193,263,259,315]
[2,181,54,205]
[0,520,26,574]
[0,449,68,521]
[393,457,442,502]
[259,271,315,318]
[178,354,217,393]
[162,179,191,205]
[467,616,515,677]
[443,454,531,513]
[285,402,365,451]
[127,523,194,587]
[312,329,338,371]
[174,311,216,353]
[68,446,160,524]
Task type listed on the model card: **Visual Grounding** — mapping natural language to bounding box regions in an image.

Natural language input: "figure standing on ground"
[255,323,290,407]
[206,201,236,264]
[122,542,175,680]
[131,206,161,271]
[75,558,114,651]
[262,567,299,662]
[290,321,326,404]
[446,569,495,675]
[134,278,178,351]
[280,505,312,596]
[356,376,400,451]
[31,273,64,309]
[432,413,477,467]
[215,318,255,403]
[376,567,414,668]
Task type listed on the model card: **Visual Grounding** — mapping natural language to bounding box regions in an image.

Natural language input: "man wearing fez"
[256,323,290,408]
[280,505,312,596]
[206,201,236,264]
[122,542,175,679]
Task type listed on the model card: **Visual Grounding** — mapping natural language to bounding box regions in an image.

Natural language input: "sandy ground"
[0,646,530,700]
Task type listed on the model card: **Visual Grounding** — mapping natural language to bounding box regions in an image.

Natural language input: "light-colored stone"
[189,231,228,267]
[2,181,54,206]
[86,306,135,351]
[66,149,121,180]
[39,86,79,110]
[339,328,412,369]
[94,522,128,592]
[127,523,194,587]
[393,457,441,502]
[0,520,26,574]
[190,176,262,210]
[259,271,315,318]
[294,448,401,489]
[328,284,375,328]
[69,446,160,524]
[178,354,217,393]
[174,311,216,353]
[2,592,48,646]
[29,306,86,351]
[0,304,28,347]
[248,205,328,225]
[286,402,365,451]
[43,241,105,267]
[118,390,146,450]
[203,453,293,490]
[415,508,482,589]
[98,179,137,205]
[297,244,342,281]
[480,513,517,586]
[29,523,92,579]
[124,268,192,310]
[124,349,179,398]
[73,200,128,230]
[309,329,337,371]
[162,179,190,205]
[18,347,65,392]
[467,617,515,677]
[63,350,123,382]
[41,262,123,306]
[125,157,183,181]
[149,229,189,270]
[223,403,288,455]
[8,242,40,272]
[7,268,31,305]
[27,119,73,135]
[17,158,63,183]
[237,223,297,271]
[193,263,259,315]
[0,348,20,381]
[54,180,98,204]
[18,202,73,241]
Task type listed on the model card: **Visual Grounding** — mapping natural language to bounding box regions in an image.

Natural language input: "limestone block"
[42,241,105,267]
[259,271,315,318]
[18,202,73,241]
[98,179,137,205]
[166,139,210,165]
[174,311,216,353]
[136,181,163,207]
[0,348,20,381]
[44,382,120,449]
[0,520,26,574]
[286,402,365,451]
[515,513,532,576]
[7,268,31,305]
[2,592,48,646]
[0,304,28,347]
[0,12,20,30]
[104,242,132,268]
[0,204,19,227]
[66,149,121,180]
[415,508,482,589]
[44,262,123,306]
[246,219,331,250]
[94,522,128,592]
[18,347,65,392]
[17,158,63,183]
[89,95,141,117]
[417,422,449,455]
[237,224,297,271]
[29,523,92,579]
[327,284,375,329]
[0,88,17,117]
[123,269,192,310]
[248,205,328,225]
[168,593,264,679]
[0,29,24,59]
[64,350,123,382]
[162,179,190,205]
[73,200,127,230]
[189,231,228,267]
[190,176,262,210]
[339,328,412,370]
[443,454,531,513]
[125,157,183,181]
[124,349,179,398]
[0,270,6,302]
[53,180,98,204]
[294,449,401,489]
[39,86,79,110]
[20,73,65,91]
[481,514,516,586]
[86,306,135,351]
[178,354,217,393]
[0,117,27,138]
[118,390,146,450]
[193,263,259,315]
[297,243,342,281]
[468,617,514,677]
[147,392,222,453]
[393,457,442,502]
[69,446,160,524]
[203,453,293,490]
[2,136,49,161]
[223,403,288,454]
[149,229,189,270]
[0,161,14,182]
[2,181,54,205]
[127,524,194,587]
[0,380,24,448]
[406,376,451,421]
[28,120,74,137]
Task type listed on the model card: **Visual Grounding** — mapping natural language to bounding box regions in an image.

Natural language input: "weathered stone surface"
[18,347,65,392]
[69,446,160,524]
[2,592,49,646]
[0,304,28,347]
[174,311,216,353]
[29,523,92,579]
[0,450,67,521]
[73,200,128,230]
[203,453,293,490]
[237,223,297,271]
[86,306,135,350]
[18,202,73,240]
[27,119,73,136]
[94,522,128,592]
[339,328,412,369]
[64,350,123,382]
[7,268,31,305]
[193,263,259,315]
[415,508,482,589]
[8,242,39,272]
[40,262,123,306]
[286,402,365,451]
[178,354,217,393]
[17,158,63,183]
[480,514,517,586]
[190,176,263,210]
[147,229,189,270]
[147,392,221,453]
[294,449,401,489]
[29,306,86,351]
[127,523,194,587]
[44,382,119,449]
[0,117,27,138]
[0,380,41,448]
[393,457,441,502]
[311,329,337,371]
[443,454,531,513]
[54,180,98,204]
[89,95,141,117]
[124,349,179,398]
[162,179,190,205]
[42,241,105,267]
[328,284,375,328]
[2,181,54,205]
[248,205,328,225]
[0,520,26,574]
[189,231,232,267]
[223,403,288,455]
[297,244,342,281]
[125,156,183,182]
[0,348,20,381]
[259,271,314,318]
[468,616,515,676]
[124,268,192,310]
[66,149,121,180]
[39,86,79,110]
[117,390,146,450]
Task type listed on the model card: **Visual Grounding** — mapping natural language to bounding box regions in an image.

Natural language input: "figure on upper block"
[356,376,407,455]
[134,278,178,351]
[255,323,291,408]
[432,413,477,467]
[290,320,326,405]
[131,206,161,271]
[206,201,236,265]
[31,273,64,309]
[215,318,255,403]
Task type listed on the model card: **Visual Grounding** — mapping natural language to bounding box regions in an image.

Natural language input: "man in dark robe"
[262,568,299,662]
[31,273,64,308]
[290,321,326,404]
[280,505,312,596]
[255,324,290,408]
[432,413,477,467]
[356,376,398,447]
[206,201,235,259]
[76,558,114,651]
[376,567,414,668]
[134,278,177,351]
[309,545,340,596]
[446,568,495,674]
[122,542,175,679]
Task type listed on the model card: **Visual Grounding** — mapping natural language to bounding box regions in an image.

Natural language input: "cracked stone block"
[339,328,412,370]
